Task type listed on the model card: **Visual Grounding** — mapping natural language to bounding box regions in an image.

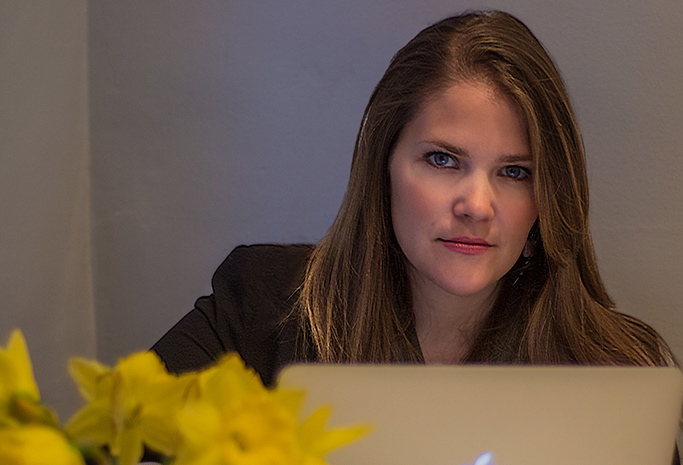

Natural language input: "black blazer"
[152,243,315,386]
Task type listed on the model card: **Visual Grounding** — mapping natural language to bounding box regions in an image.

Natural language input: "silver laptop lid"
[278,364,683,465]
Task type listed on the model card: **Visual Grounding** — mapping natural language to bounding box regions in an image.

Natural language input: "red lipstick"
[440,237,491,255]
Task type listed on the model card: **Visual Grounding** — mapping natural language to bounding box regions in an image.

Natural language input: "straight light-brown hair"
[297,10,674,366]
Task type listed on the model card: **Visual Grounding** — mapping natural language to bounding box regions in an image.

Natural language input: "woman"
[152,10,675,386]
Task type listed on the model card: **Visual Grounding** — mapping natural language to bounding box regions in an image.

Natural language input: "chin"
[439,278,498,299]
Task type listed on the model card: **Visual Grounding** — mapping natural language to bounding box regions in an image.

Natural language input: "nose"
[452,173,495,221]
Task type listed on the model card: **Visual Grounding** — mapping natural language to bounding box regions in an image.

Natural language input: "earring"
[523,222,541,259]
[522,239,534,258]
[513,234,536,286]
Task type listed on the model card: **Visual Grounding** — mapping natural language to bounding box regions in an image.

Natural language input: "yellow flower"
[175,355,301,465]
[188,353,266,401]
[66,351,194,465]
[296,406,370,465]
[174,354,369,465]
[0,424,85,465]
[0,330,57,428]
[176,390,301,465]
[0,331,39,402]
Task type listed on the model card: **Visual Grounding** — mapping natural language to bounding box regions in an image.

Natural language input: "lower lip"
[441,240,491,255]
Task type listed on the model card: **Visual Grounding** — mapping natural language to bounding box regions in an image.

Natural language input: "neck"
[411,276,498,365]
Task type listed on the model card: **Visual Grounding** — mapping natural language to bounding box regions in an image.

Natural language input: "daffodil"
[188,352,265,400]
[66,351,194,465]
[296,405,370,465]
[175,354,302,465]
[0,424,85,465]
[174,354,369,465]
[175,389,302,465]
[0,331,39,403]
[0,330,57,428]
[0,332,367,465]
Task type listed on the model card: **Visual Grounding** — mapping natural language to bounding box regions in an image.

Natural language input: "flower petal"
[138,409,179,456]
[176,402,222,447]
[0,425,85,465]
[118,425,144,465]
[0,330,40,401]
[68,357,111,402]
[299,406,371,457]
[65,401,113,445]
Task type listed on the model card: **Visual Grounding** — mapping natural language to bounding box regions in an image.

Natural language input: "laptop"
[277,364,683,465]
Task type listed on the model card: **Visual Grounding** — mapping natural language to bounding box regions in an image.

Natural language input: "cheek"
[503,193,538,241]
[391,173,441,240]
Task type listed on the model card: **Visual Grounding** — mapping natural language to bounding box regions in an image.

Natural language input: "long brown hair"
[297,10,674,366]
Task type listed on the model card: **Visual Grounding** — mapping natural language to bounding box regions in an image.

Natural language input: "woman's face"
[389,81,537,305]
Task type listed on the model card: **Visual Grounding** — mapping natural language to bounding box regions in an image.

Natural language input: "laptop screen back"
[278,364,683,465]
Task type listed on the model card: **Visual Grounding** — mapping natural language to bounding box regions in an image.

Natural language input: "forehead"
[399,82,530,156]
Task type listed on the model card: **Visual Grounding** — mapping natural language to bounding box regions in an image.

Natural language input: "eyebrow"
[426,140,533,163]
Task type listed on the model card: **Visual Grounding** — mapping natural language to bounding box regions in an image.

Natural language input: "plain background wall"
[1,1,682,417]
[0,1,93,418]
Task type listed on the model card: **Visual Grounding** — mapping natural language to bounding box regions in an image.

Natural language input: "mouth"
[439,237,492,255]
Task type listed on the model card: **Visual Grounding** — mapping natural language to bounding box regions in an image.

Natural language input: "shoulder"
[218,243,314,274]
[212,244,315,382]
[210,244,314,326]
[213,243,314,295]
[153,244,315,383]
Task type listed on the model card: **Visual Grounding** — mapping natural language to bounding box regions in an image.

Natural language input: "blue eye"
[426,152,458,168]
[501,165,531,180]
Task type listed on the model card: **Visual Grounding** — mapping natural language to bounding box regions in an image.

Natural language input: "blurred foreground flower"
[66,351,195,465]
[0,330,58,428]
[174,354,369,465]
[0,424,85,465]
[0,330,82,464]
[1,329,368,465]
[0,331,39,405]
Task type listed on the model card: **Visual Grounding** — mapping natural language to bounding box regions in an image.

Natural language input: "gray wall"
[0,1,93,418]
[1,1,682,416]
